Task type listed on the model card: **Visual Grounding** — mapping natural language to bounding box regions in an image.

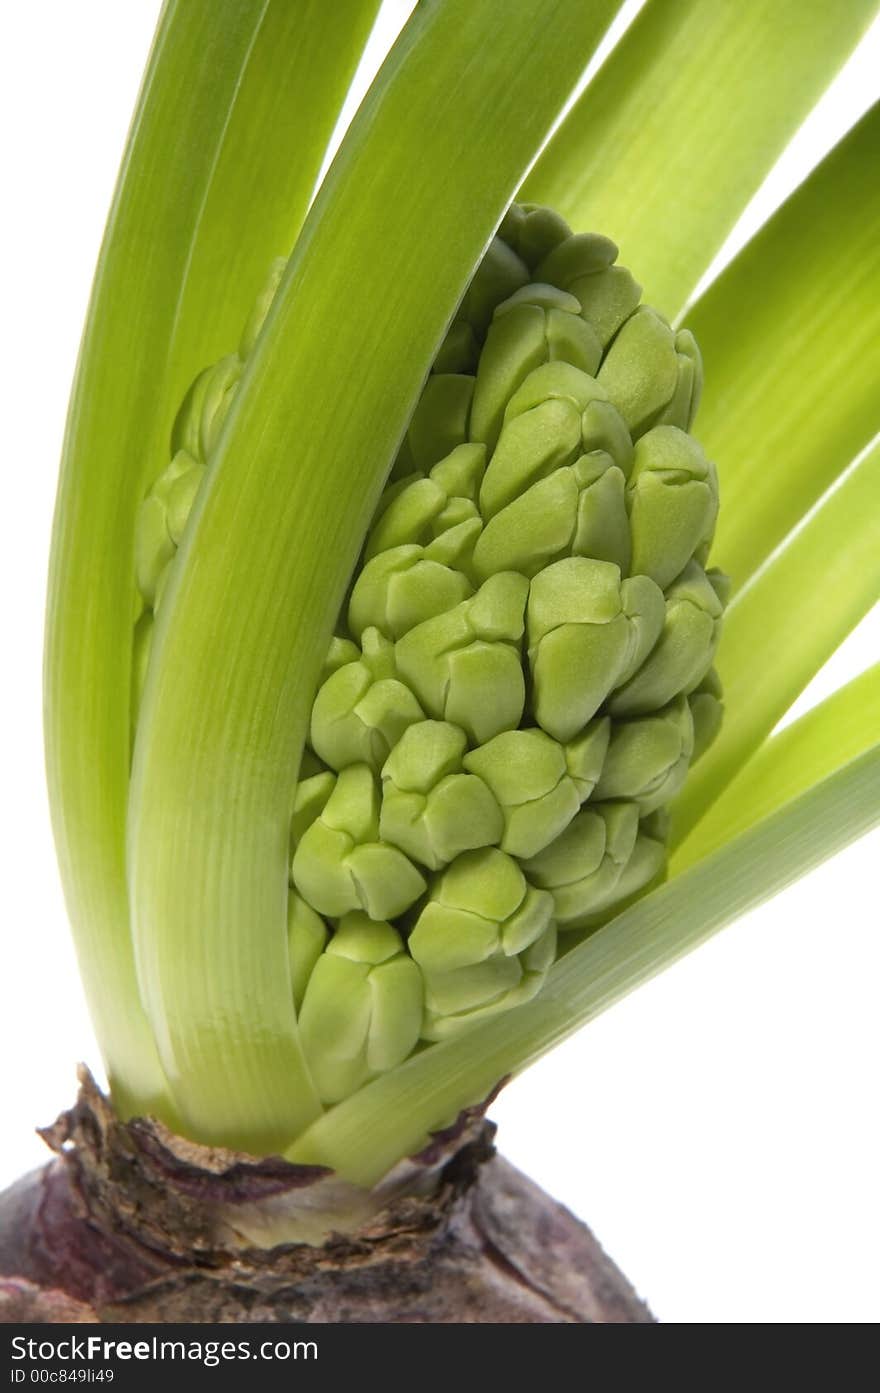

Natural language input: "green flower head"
[135,205,727,1103]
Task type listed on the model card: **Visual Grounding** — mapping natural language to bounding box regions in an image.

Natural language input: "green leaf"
[44,0,380,1117]
[129,0,621,1152]
[673,662,880,873]
[289,746,880,1185]
[673,437,880,842]
[522,0,877,315]
[689,103,880,587]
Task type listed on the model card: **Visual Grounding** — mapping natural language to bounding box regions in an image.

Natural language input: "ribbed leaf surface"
[129,0,620,1151]
[44,0,381,1114]
[690,104,880,587]
[523,0,877,314]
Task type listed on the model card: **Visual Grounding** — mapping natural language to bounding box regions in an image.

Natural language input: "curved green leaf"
[289,747,880,1184]
[129,0,621,1152]
[44,0,380,1117]
[690,103,880,587]
[523,0,877,315]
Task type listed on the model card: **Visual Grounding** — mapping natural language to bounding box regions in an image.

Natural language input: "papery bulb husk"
[0,1070,652,1324]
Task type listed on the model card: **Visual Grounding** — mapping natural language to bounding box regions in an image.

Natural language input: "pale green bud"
[410,848,553,971]
[580,397,634,475]
[534,232,618,284]
[610,561,725,716]
[289,770,336,846]
[419,942,553,1040]
[463,728,582,859]
[410,848,555,1039]
[170,364,213,461]
[474,465,576,579]
[287,892,328,1012]
[498,281,583,315]
[379,720,503,869]
[320,635,362,682]
[135,445,211,611]
[656,328,702,430]
[365,444,487,562]
[470,284,602,452]
[613,811,668,906]
[599,307,678,434]
[563,812,668,931]
[612,574,669,686]
[135,495,174,607]
[239,256,286,358]
[420,516,483,574]
[594,695,695,815]
[535,233,641,347]
[523,802,639,928]
[478,362,608,519]
[395,572,528,744]
[575,267,643,349]
[564,717,612,800]
[135,449,200,604]
[706,567,732,607]
[430,440,486,501]
[626,426,719,590]
[310,627,425,772]
[570,453,633,571]
[527,558,665,740]
[404,373,475,470]
[598,308,701,437]
[432,497,481,541]
[456,235,529,336]
[167,333,240,464]
[366,476,445,558]
[291,764,425,920]
[298,913,423,1103]
[152,447,199,500]
[689,667,724,763]
[371,468,424,521]
[348,543,473,643]
[473,451,631,579]
[499,202,571,269]
[197,353,241,460]
[164,458,207,545]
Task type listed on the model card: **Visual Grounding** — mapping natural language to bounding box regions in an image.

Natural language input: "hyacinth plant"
[4,0,879,1324]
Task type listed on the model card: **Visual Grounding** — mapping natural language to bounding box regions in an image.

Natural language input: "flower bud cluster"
[134,209,726,1102]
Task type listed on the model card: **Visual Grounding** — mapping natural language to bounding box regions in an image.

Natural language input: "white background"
[1,2,877,1324]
